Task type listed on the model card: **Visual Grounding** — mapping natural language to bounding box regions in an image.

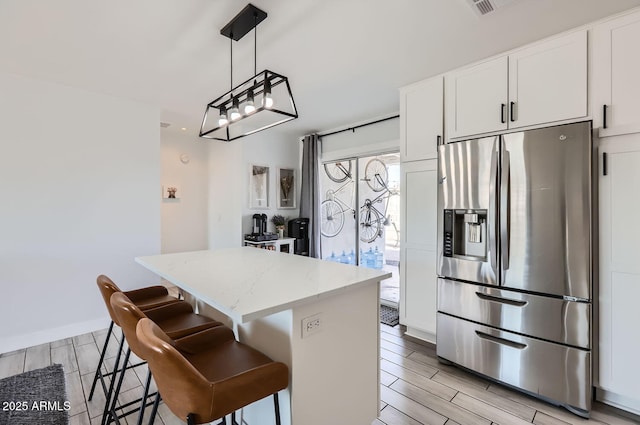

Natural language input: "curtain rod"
[317,114,399,139]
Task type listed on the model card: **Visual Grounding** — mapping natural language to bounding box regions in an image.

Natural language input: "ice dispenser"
[443,210,487,259]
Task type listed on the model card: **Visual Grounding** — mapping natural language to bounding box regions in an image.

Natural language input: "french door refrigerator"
[436,121,593,417]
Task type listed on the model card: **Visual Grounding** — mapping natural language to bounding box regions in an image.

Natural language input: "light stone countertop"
[136,247,391,323]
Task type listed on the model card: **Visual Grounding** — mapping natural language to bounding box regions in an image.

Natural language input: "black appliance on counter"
[288,218,309,256]
[252,214,267,235]
[246,213,277,242]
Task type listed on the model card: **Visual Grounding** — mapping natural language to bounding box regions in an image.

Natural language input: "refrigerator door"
[438,137,498,285]
[501,122,591,299]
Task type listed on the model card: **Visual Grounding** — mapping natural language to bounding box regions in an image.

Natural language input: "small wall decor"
[162,185,180,199]
[249,164,270,208]
[277,167,296,209]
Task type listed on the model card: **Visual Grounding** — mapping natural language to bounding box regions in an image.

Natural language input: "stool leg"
[88,321,114,401]
[135,368,153,425]
[273,393,281,425]
[148,394,161,425]
[103,347,131,425]
[99,334,125,425]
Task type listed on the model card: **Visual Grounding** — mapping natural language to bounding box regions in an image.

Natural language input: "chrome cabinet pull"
[475,331,527,349]
[510,101,516,122]
[500,149,510,270]
[488,143,499,273]
[475,292,527,307]
[501,104,506,124]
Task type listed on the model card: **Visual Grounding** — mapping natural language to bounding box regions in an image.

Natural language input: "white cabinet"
[598,137,640,414]
[446,30,587,139]
[508,30,587,128]
[399,159,437,341]
[446,56,508,138]
[400,76,443,162]
[593,10,640,138]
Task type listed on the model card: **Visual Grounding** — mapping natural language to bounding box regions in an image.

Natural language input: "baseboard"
[0,317,110,354]
[404,326,436,344]
[596,388,640,417]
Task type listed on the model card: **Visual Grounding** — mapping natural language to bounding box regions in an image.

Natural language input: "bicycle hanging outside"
[320,161,356,238]
[359,158,398,243]
[320,158,398,243]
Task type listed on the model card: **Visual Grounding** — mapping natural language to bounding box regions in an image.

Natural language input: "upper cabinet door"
[593,11,640,138]
[446,56,508,139]
[400,76,443,162]
[509,30,587,129]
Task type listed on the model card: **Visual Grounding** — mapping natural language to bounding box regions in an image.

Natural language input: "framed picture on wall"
[249,164,270,209]
[277,167,296,209]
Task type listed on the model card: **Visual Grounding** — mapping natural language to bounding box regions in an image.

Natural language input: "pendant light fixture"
[199,4,298,141]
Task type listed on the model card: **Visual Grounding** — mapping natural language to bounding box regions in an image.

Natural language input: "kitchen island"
[135,247,391,425]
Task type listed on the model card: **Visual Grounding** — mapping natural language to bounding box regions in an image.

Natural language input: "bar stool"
[106,292,225,425]
[89,275,182,403]
[136,317,289,425]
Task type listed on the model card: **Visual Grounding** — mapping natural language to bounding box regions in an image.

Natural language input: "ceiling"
[2,0,640,142]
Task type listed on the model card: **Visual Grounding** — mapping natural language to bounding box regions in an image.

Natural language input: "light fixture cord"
[254,13,257,76]
[230,35,233,92]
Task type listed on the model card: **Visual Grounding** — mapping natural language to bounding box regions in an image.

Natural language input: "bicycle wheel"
[364,158,388,192]
[324,161,352,183]
[359,205,383,243]
[320,199,345,238]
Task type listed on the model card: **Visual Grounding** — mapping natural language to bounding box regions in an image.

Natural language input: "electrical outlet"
[301,313,323,338]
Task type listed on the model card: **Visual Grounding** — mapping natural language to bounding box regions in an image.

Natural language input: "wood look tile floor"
[1,323,638,425]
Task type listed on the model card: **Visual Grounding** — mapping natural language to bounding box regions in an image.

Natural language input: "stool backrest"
[110,292,149,358]
[97,275,123,325]
[136,318,213,423]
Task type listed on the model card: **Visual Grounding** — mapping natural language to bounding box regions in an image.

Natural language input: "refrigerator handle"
[500,150,510,270]
[488,144,498,273]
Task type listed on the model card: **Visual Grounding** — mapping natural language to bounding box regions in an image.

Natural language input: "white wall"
[161,130,209,253]
[0,72,161,353]
[241,132,302,238]
[206,131,301,248]
[207,141,244,249]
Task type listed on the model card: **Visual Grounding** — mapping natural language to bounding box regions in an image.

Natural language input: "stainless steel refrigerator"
[436,121,593,417]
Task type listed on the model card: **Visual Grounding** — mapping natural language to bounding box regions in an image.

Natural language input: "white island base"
[135,248,391,425]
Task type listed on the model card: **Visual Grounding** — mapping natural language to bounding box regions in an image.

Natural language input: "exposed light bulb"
[244,89,256,114]
[218,107,228,126]
[230,98,241,121]
[264,79,273,108]
[264,95,273,108]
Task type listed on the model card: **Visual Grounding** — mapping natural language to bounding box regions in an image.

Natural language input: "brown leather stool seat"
[89,275,182,403]
[136,317,289,425]
[105,292,226,425]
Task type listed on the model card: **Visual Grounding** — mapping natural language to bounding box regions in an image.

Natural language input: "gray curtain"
[299,134,321,258]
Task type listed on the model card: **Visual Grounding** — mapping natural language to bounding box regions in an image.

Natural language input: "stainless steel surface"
[437,313,592,413]
[501,123,592,299]
[438,136,498,284]
[436,122,593,417]
[438,278,591,348]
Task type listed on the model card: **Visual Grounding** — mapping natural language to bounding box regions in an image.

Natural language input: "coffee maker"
[252,213,267,236]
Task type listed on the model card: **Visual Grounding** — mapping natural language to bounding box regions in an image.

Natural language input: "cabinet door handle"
[510,102,516,122]
[603,104,608,129]
[501,104,506,124]
[437,135,442,145]
[603,152,607,176]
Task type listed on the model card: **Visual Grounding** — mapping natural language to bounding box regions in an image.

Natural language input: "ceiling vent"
[160,122,171,128]
[466,0,518,17]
